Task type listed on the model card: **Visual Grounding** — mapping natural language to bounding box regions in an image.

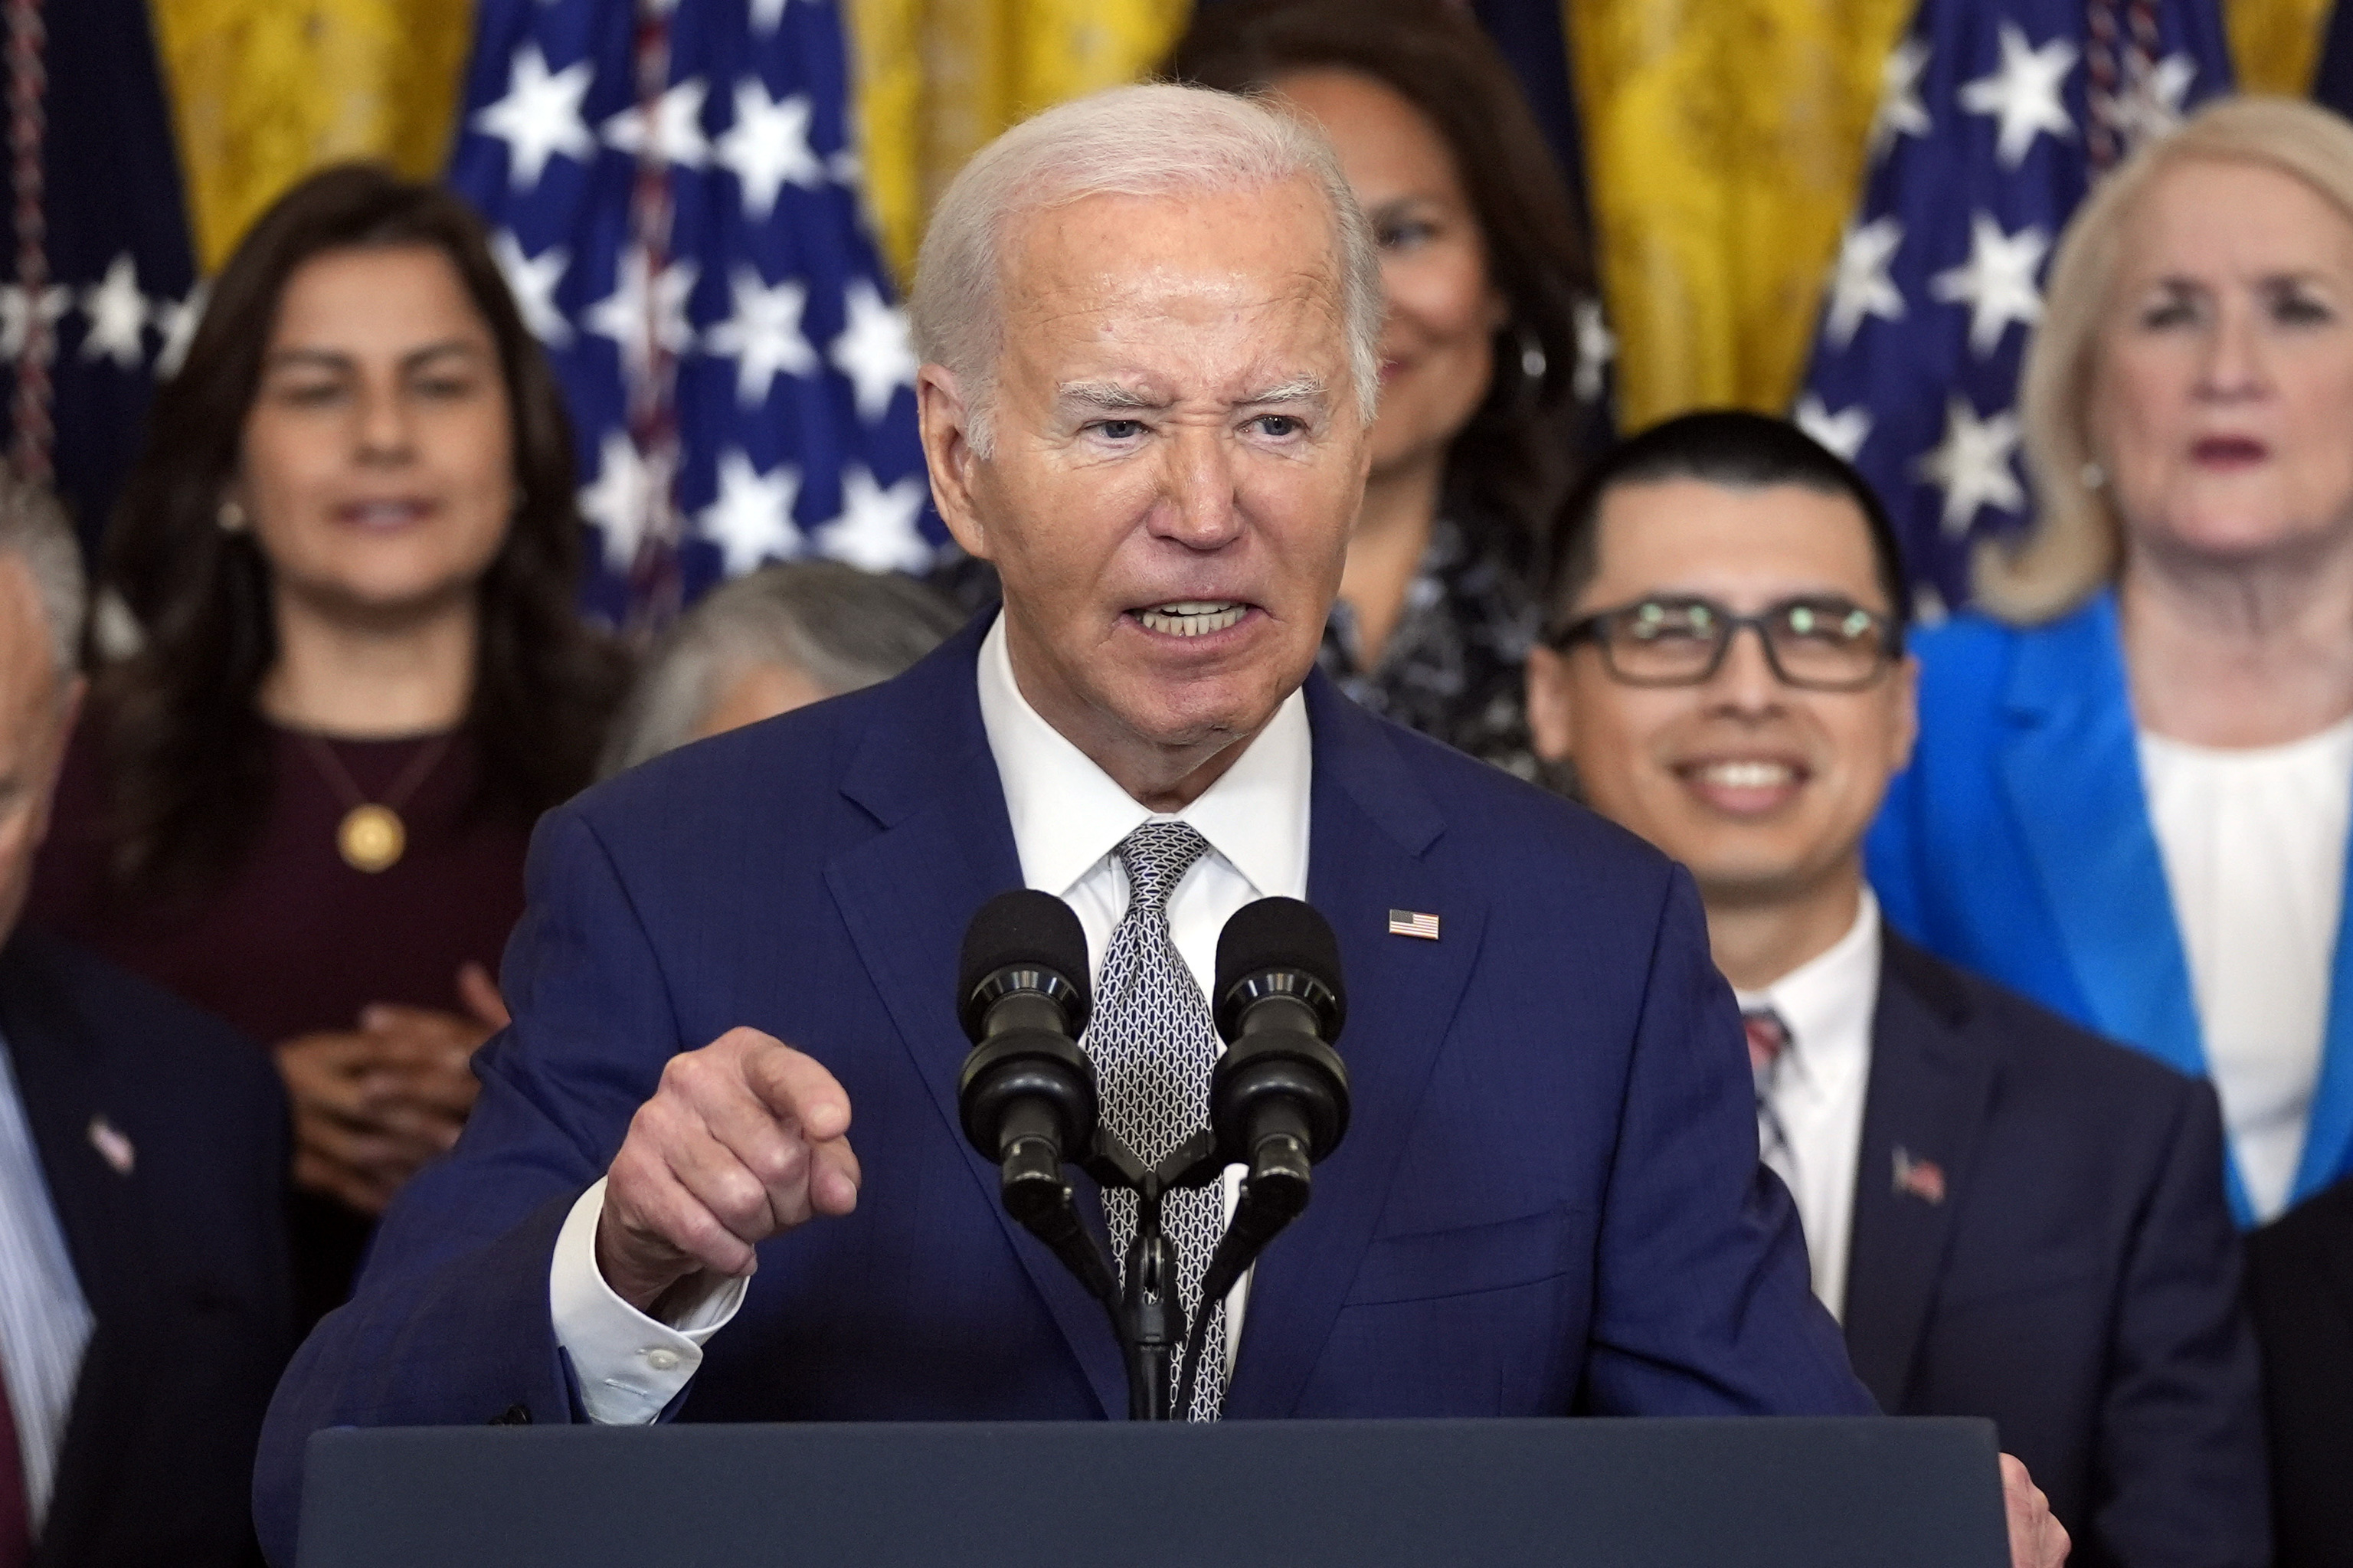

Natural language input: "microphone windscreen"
[959,889,1090,1012]
[1215,896,1346,1032]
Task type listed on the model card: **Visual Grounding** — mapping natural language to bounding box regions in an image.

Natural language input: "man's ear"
[1523,645,1579,766]
[917,365,990,561]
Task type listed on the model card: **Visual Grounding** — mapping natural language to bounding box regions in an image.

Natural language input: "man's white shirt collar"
[1732,887,1881,1095]
[976,612,1311,902]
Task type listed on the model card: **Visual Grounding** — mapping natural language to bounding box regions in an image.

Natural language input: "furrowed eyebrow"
[1055,381,1167,414]
[1238,376,1327,407]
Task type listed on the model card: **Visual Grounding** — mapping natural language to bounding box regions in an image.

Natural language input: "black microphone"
[1210,895,1350,1192]
[955,889,1096,1207]
[953,890,1127,1321]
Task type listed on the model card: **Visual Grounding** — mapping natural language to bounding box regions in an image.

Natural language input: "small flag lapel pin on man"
[1892,1146,1946,1205]
[1388,909,1440,941]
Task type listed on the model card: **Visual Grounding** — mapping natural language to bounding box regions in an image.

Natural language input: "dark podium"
[297,1416,2009,1567]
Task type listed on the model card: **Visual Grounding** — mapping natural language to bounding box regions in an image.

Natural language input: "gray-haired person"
[599,561,965,777]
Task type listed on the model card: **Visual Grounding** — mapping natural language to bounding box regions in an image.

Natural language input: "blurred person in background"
[0,469,292,1567]
[1163,0,1606,777]
[598,559,962,777]
[28,165,628,1327]
[1530,411,2267,1568]
[1869,97,2353,1232]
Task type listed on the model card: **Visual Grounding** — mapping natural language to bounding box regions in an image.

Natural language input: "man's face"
[1525,479,1917,908]
[920,178,1369,798]
[0,560,78,948]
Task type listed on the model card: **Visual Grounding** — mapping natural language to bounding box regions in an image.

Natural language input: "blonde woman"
[1870,97,2353,1229]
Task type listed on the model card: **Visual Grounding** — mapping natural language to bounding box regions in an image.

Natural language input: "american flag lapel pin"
[1892,1146,1945,1205]
[1387,908,1441,941]
[87,1115,135,1177]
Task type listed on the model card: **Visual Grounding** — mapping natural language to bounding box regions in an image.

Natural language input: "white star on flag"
[80,254,150,369]
[1916,397,2024,537]
[1869,39,1932,159]
[604,77,710,169]
[584,248,700,388]
[579,430,673,573]
[818,466,931,572]
[716,80,825,221]
[1795,395,1873,463]
[829,278,918,424]
[1824,216,1906,349]
[0,281,68,358]
[1929,213,2048,357]
[751,0,792,32]
[699,449,805,574]
[705,267,817,406]
[2112,52,2198,150]
[150,283,207,379]
[491,231,573,348]
[473,44,595,191]
[1959,23,2078,169]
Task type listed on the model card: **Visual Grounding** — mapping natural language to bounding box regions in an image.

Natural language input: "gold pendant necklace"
[297,731,457,874]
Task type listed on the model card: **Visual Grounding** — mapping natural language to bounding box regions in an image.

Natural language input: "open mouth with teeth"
[1675,758,1808,815]
[1134,601,1249,637]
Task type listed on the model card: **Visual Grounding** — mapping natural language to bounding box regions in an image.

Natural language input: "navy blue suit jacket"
[0,931,293,1568]
[1850,935,2266,1568]
[255,619,1869,1563]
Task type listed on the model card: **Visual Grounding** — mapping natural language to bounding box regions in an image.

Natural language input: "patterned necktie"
[1088,820,1228,1419]
[1743,1007,1796,1174]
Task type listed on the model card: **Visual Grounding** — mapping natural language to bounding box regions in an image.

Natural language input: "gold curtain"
[149,0,476,273]
[843,0,1193,286]
[1568,0,1915,429]
[1570,0,2335,430]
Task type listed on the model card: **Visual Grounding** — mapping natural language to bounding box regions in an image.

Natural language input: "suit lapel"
[1996,594,2207,1085]
[1224,679,1483,1419]
[1841,933,1997,1407]
[0,940,149,1560]
[824,621,1128,1417]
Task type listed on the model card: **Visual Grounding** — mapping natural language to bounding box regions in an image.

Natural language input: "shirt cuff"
[548,1177,748,1425]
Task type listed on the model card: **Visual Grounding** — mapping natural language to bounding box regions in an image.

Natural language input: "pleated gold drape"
[144,0,2335,421]
[149,0,476,273]
[1571,0,2334,428]
[842,0,1192,285]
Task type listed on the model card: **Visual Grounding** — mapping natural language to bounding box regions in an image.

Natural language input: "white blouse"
[2139,715,2353,1222]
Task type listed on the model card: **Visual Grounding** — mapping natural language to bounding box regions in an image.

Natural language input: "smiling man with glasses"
[1527,411,2270,1568]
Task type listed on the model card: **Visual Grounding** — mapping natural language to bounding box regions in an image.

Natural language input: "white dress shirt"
[1732,890,1881,1323]
[551,616,1314,1422]
[0,1028,94,1527]
[2139,716,2353,1223]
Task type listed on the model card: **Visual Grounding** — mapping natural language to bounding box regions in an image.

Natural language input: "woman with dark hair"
[1167,0,1607,776]
[29,162,628,1322]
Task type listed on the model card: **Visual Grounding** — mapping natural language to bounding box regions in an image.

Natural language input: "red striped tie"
[1743,1008,1795,1170]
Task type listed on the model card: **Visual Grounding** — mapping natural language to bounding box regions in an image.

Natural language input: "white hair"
[0,466,84,687]
[908,82,1383,457]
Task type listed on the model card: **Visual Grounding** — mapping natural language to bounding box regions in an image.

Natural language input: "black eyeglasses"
[1548,594,1902,692]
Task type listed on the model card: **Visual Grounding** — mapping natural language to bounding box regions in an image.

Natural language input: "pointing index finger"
[745,1042,852,1141]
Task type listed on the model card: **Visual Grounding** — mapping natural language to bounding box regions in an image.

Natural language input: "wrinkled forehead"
[994,182,1352,384]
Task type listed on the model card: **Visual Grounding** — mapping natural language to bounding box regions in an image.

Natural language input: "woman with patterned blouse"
[1167,0,1608,777]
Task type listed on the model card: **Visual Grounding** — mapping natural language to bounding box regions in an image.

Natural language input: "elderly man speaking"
[257,86,2063,1565]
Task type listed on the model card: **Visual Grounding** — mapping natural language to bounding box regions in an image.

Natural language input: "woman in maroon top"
[30,165,627,1323]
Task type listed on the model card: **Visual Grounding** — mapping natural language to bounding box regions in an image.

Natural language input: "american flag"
[1387,908,1442,941]
[1794,0,2232,617]
[450,0,937,633]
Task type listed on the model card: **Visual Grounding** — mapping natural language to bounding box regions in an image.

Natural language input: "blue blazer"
[254,616,1869,1564]
[1852,933,2266,1568]
[1868,591,2353,1224]
[0,931,293,1568]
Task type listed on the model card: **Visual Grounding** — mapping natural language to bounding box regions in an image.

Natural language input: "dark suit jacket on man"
[2246,1173,2353,1568]
[254,615,1871,1563]
[1846,934,2267,1568]
[0,931,293,1567]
